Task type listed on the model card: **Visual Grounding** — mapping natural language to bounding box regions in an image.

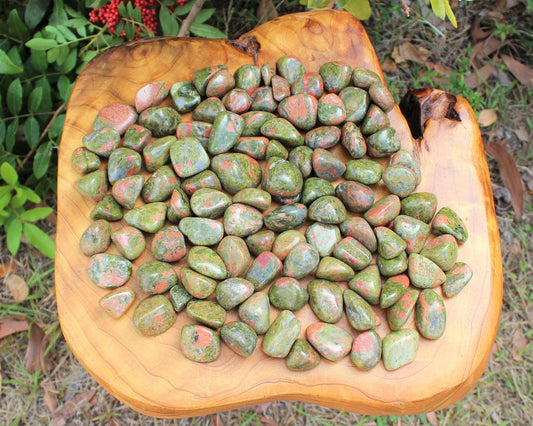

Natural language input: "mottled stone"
[264,203,307,232]
[142,165,180,203]
[170,137,210,178]
[315,257,354,282]
[308,279,343,323]
[190,188,231,218]
[133,295,176,336]
[286,339,321,371]
[246,229,275,256]
[400,192,438,223]
[335,181,375,213]
[366,127,401,157]
[392,215,430,254]
[135,80,169,113]
[192,97,226,123]
[216,277,254,310]
[238,292,271,334]
[432,207,469,243]
[180,324,221,362]
[193,65,228,96]
[271,75,291,102]
[317,93,346,125]
[352,67,381,89]
[272,230,306,260]
[76,170,108,202]
[169,284,193,312]
[312,148,345,181]
[123,124,152,152]
[261,63,276,86]
[308,195,347,224]
[442,262,473,297]
[123,202,166,233]
[93,102,137,134]
[277,56,305,85]
[305,125,341,149]
[136,260,178,294]
[211,153,262,195]
[241,111,277,136]
[216,236,251,278]
[208,111,244,155]
[415,289,446,339]
[245,251,282,290]
[375,226,407,260]
[288,145,313,178]
[205,68,235,98]
[408,253,446,289]
[88,254,131,289]
[369,82,395,112]
[348,264,381,305]
[319,61,352,93]
[90,194,122,221]
[278,94,317,130]
[221,321,258,357]
[175,121,212,148]
[111,226,145,260]
[181,170,222,196]
[235,64,261,90]
[179,267,217,299]
[250,86,277,112]
[262,158,303,198]
[390,150,421,185]
[179,217,224,245]
[150,225,187,262]
[340,87,369,123]
[234,136,268,159]
[377,251,408,277]
[387,288,419,330]
[269,277,309,310]
[291,72,324,98]
[350,330,381,370]
[99,286,135,318]
[80,220,111,256]
[344,289,380,331]
[142,135,176,172]
[307,322,353,361]
[382,165,417,198]
[233,188,271,211]
[341,122,366,159]
[420,234,458,271]
[167,188,192,222]
[383,329,419,371]
[333,237,372,271]
[112,175,144,210]
[186,300,226,329]
[170,81,201,113]
[188,246,227,280]
[380,275,408,309]
[260,118,304,147]
[283,242,320,279]
[262,310,301,358]
[345,159,382,185]
[265,139,289,159]
[138,106,181,137]
[71,147,100,174]
[361,104,390,135]
[340,217,377,252]
[224,203,263,237]
[364,194,401,227]
[301,177,335,205]
[305,222,341,258]
[83,127,122,158]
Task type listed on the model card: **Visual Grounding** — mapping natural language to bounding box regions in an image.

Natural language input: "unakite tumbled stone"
[400,192,438,223]
[142,165,180,203]
[112,175,145,209]
[90,194,122,221]
[352,67,381,89]
[305,222,341,257]
[278,94,317,131]
[180,324,221,363]
[262,310,301,358]
[71,147,100,174]
[363,194,401,227]
[277,56,305,85]
[312,148,346,182]
[235,64,261,90]
[335,181,375,213]
[192,97,226,123]
[261,63,276,86]
[179,267,217,299]
[216,277,254,310]
[245,251,282,290]
[305,125,341,149]
[308,196,347,224]
[234,136,268,158]
[315,257,354,282]
[216,236,251,278]
[319,61,352,93]
[345,159,382,185]
[260,118,304,147]
[188,246,227,280]
[339,87,369,123]
[383,329,419,371]
[124,202,166,233]
[382,164,417,198]
[93,102,137,134]
[133,295,176,336]
[308,279,343,323]
[269,277,309,311]
[224,203,263,237]
[420,234,458,271]
[387,288,419,330]
[193,65,228,96]
[211,153,262,195]
[179,217,224,245]
[369,82,395,112]
[366,127,401,157]
[138,106,181,137]
[76,170,108,202]
[186,300,226,329]
[143,135,176,172]
[208,111,244,155]
[264,203,307,232]
[415,289,446,339]
[350,329,382,371]
[190,188,231,218]
[317,93,346,125]
[265,139,289,160]
[150,225,187,262]
[232,188,271,211]
[390,150,421,185]
[307,322,353,361]
[301,177,335,205]
[271,75,290,101]
[272,230,306,260]
[170,81,201,113]
[246,229,275,256]
[340,217,377,252]
[206,68,235,98]
[408,253,446,289]
[263,157,303,198]
[123,124,152,152]
[341,122,366,159]
[99,286,135,319]
[361,104,390,135]
[286,339,321,371]
[111,226,145,260]
[344,289,380,331]
[107,148,142,185]
[221,321,258,357]
[170,137,210,178]
[169,284,193,312]
[80,220,111,256]
[291,72,324,97]
[392,215,430,254]
[238,292,270,334]
[136,260,177,294]
[251,86,277,112]
[443,262,473,297]
[288,145,313,178]
[181,170,222,196]
[283,242,320,279]
[348,264,381,305]
[241,111,277,136]
[378,251,408,277]
[167,188,192,222]
[135,80,169,113]
[333,237,373,271]
[432,207,469,243]
[83,127,121,158]
[176,121,212,148]
[375,226,407,260]
[88,253,132,289]
[380,275,408,309]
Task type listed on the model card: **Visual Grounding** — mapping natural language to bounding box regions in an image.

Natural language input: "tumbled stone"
[170,137,210,178]
[339,87,369,123]
[138,106,181,137]
[263,158,303,198]
[216,277,254,310]
[233,188,271,211]
[305,125,341,149]
[123,124,152,152]
[363,194,401,227]
[179,217,224,245]
[90,194,122,221]
[317,93,346,125]
[211,153,262,195]
[87,253,132,289]
[186,300,226,329]
[348,264,381,305]
[382,165,417,198]
[379,275,408,309]
[205,68,235,98]
[443,262,473,297]
[392,215,430,254]
[167,188,192,222]
[93,103,137,134]
[241,111,277,136]
[245,251,282,290]
[345,159,382,185]
[142,165,180,203]
[291,72,324,98]
[169,284,193,313]
[181,170,222,196]
[246,229,275,256]
[432,207,469,243]
[133,295,176,335]
[150,225,187,262]
[221,321,258,357]
[308,195,347,224]
[272,230,306,260]
[262,310,301,358]
[192,97,226,123]
[340,217,377,252]
[301,177,335,205]
[312,148,345,181]
[99,286,135,319]
[350,329,382,370]
[260,118,304,147]
[344,289,380,331]
[390,149,421,185]
[269,277,309,311]
[307,322,353,361]
[286,339,321,371]
[361,104,390,135]
[208,111,244,155]
[135,80,169,113]
[271,75,291,102]
[124,202,166,233]
[288,145,313,178]
[224,203,263,237]
[369,82,395,112]
[400,192,437,224]
[264,203,307,232]
[111,226,145,260]
[193,65,228,96]
[378,251,408,277]
[188,246,227,280]
[420,234,458,271]
[80,220,111,256]
[278,94,317,130]
[308,279,344,323]
[383,329,419,371]
[76,170,108,202]
[142,135,176,172]
[179,267,217,299]
[180,324,221,363]
[265,139,289,159]
[175,121,212,148]
[190,188,231,219]
[335,181,375,213]
[375,226,407,259]
[112,175,144,210]
[333,237,372,271]
[277,56,305,85]
[234,136,268,159]
[341,122,366,159]
[83,128,121,158]
[387,288,419,330]
[283,242,320,279]
[366,127,401,157]
[170,81,201,113]
[415,289,446,339]
[319,61,352,93]
[352,67,381,89]
[315,257,354,282]
[249,86,276,112]
[71,147,100,174]
[408,253,446,289]
[261,63,276,86]
[235,64,261,90]
[136,260,177,294]
[305,222,341,257]
[216,235,251,278]
[238,292,270,334]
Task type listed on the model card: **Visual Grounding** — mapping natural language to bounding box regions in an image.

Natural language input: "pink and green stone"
[170,81,201,113]
[223,203,263,237]
[170,137,210,178]
[348,264,381,305]
[90,194,122,221]
[344,159,382,185]
[319,61,352,93]
[87,253,132,289]
[333,236,372,271]
[344,289,380,331]
[269,277,309,311]
[366,127,401,157]
[211,153,262,195]
[340,217,377,252]
[167,188,192,223]
[286,339,321,371]
[238,292,271,335]
[335,181,375,213]
[283,242,320,280]
[246,229,275,256]
[179,217,224,246]
[76,170,108,202]
[142,135,176,172]
[380,275,408,309]
[387,288,419,331]
[123,124,152,152]
[220,321,258,357]
[315,257,354,282]
[93,102,137,134]
[142,165,180,203]
[190,188,231,219]
[112,175,144,210]
[341,122,366,158]
[260,118,304,147]
[186,299,226,329]
[317,93,346,125]
[71,147,100,174]
[187,246,227,280]
[443,262,473,297]
[308,279,344,323]
[308,195,347,224]
[392,215,430,254]
[180,324,221,363]
[306,322,353,361]
[136,260,177,295]
[138,106,181,137]
[232,187,271,211]
[431,206,469,243]
[208,111,244,155]
[415,289,446,339]
[215,277,254,310]
[192,97,226,123]
[408,253,446,289]
[288,145,313,178]
[420,234,458,271]
[241,111,276,136]
[262,310,301,358]
[181,170,222,196]
[400,192,438,223]
[205,68,235,98]
[305,125,341,149]
[245,251,282,290]
[363,194,401,227]
[99,286,135,319]
[135,80,169,113]
[271,75,291,102]
[123,202,167,233]
[234,136,268,159]
[339,87,369,123]
[276,56,306,85]
[150,225,187,262]
[278,94,318,131]
[375,226,407,259]
[216,236,251,278]
[263,203,307,232]
[382,164,417,198]
[272,230,306,260]
[382,329,419,371]
[80,220,111,256]
[311,148,346,182]
[350,330,382,371]
[301,177,335,205]
[111,226,145,260]
[290,72,324,98]
[250,86,277,112]
[179,267,217,299]
[361,104,390,135]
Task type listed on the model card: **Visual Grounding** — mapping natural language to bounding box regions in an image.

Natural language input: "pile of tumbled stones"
[73,56,473,371]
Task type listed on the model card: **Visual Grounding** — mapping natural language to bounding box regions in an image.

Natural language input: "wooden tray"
[55,10,502,418]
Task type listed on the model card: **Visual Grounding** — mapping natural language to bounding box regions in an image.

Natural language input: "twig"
[400,0,411,17]
[177,0,208,37]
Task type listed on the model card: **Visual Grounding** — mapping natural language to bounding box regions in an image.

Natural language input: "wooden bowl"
[55,10,502,418]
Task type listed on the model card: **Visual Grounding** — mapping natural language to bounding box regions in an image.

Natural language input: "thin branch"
[177,0,208,37]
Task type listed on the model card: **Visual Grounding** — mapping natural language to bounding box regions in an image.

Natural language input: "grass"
[1,0,532,424]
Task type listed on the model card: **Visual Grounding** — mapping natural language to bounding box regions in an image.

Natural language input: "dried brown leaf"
[26,322,46,373]
[471,19,490,42]
[260,417,279,426]
[465,63,497,88]
[501,54,533,89]
[43,390,58,414]
[512,329,527,361]
[513,126,529,142]
[478,109,498,127]
[256,0,278,24]
[212,413,224,426]
[6,274,29,303]
[0,317,29,339]
[485,140,524,218]
[470,37,505,64]
[426,62,453,76]
[51,389,97,426]
[255,402,273,414]
[0,263,17,277]
[381,56,397,73]
[426,411,439,426]
[397,42,433,64]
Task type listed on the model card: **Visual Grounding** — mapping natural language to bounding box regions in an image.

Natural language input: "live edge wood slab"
[55,10,502,418]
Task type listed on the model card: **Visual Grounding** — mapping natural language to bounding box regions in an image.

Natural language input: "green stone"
[82,127,120,157]
[283,242,320,279]
[264,203,307,232]
[380,275,408,309]
[312,148,346,181]
[341,122,366,158]
[308,279,344,323]
[408,253,446,289]
[345,159,383,185]
[333,237,372,271]
[192,97,226,123]
[215,277,254,310]
[123,124,151,152]
[276,56,305,85]
[180,324,221,363]
[246,229,275,256]
[305,222,341,257]
[269,277,309,311]
[378,251,408,277]
[339,86,369,123]
[169,284,193,312]
[286,339,321,371]
[263,158,303,198]
[340,217,377,252]
[87,253,132,289]
[221,321,258,357]
[211,153,262,195]
[234,136,268,159]
[301,177,335,205]
[420,234,458,271]
[142,135,176,172]
[111,226,145,260]
[366,127,401,157]
[369,82,395,112]
[348,264,381,305]
[350,330,382,371]
[123,202,166,233]
[251,86,277,112]
[261,63,276,86]
[431,207,469,243]
[133,295,176,336]
[265,139,289,159]
[181,170,222,196]
[167,188,192,222]
[138,106,181,137]
[278,94,318,130]
[142,165,180,203]
[112,175,144,210]
[135,81,169,113]
[187,246,227,280]
[319,61,352,93]
[260,118,304,147]
[179,267,217,299]
[352,67,380,89]
[375,226,407,259]
[80,220,111,256]
[90,194,122,221]
[315,257,354,282]
[343,289,380,331]
[99,286,135,319]
[290,72,324,98]
[392,215,430,254]
[150,225,187,262]
[382,329,420,371]
[271,75,290,102]
[288,145,313,178]
[387,289,419,330]
[363,194,401,227]
[443,262,473,298]
[190,188,231,218]
[241,111,277,136]
[245,251,282,290]
[176,121,212,148]
[234,64,261,90]
[179,217,224,245]
[308,195,347,224]
[390,149,421,185]
[361,104,390,135]
[272,230,306,260]
[232,188,271,211]
[192,65,228,96]
[76,170,108,202]
[208,111,244,155]
[262,310,301,358]
[71,147,100,174]
[382,165,417,198]
[317,93,346,125]
[216,235,251,278]
[170,81,201,113]
[415,289,446,339]
[224,203,263,237]
[170,137,210,178]
[206,68,235,98]
[238,293,271,334]
[186,300,226,329]
[306,322,353,361]
[335,181,375,213]
[136,260,178,294]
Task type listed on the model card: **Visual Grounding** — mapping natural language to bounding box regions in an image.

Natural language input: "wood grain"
[55,10,502,417]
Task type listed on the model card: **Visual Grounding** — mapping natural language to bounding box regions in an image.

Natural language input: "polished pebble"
[382,329,419,371]
[87,253,132,289]
[136,260,177,294]
[133,295,176,336]
[306,322,353,361]
[308,279,344,323]
[180,324,221,363]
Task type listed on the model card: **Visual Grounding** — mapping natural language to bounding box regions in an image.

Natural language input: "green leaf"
[28,87,43,114]
[0,186,12,210]
[173,1,194,16]
[8,9,30,42]
[67,18,89,37]
[339,0,372,20]
[125,22,135,40]
[56,24,78,41]
[0,121,5,146]
[430,0,446,19]
[59,47,77,73]
[57,75,72,102]
[25,0,51,29]
[159,6,179,36]
[20,206,53,222]
[7,78,23,115]
[33,141,53,179]
[194,8,215,24]
[5,119,19,152]
[49,114,65,139]
[0,50,24,74]
[47,46,60,63]
[118,2,127,16]
[23,222,56,258]
[190,23,227,39]
[307,0,331,8]
[6,216,23,255]
[443,0,457,27]
[35,77,52,112]
[50,0,68,26]
[21,187,41,203]
[26,38,58,50]
[24,117,41,149]
[55,45,70,66]
[1,162,18,186]
[132,5,142,22]
[31,49,48,73]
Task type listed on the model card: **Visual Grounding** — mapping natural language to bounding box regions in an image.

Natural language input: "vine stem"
[177,0,208,37]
